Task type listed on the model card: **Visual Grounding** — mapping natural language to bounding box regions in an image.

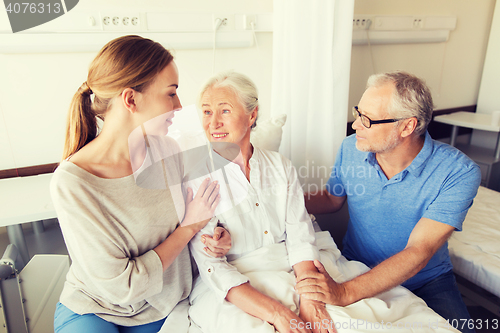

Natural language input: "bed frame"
[455,274,500,317]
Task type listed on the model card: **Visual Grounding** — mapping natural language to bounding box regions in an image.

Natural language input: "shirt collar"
[405,131,433,177]
[364,131,433,177]
[211,143,260,168]
[249,144,259,165]
[364,151,376,167]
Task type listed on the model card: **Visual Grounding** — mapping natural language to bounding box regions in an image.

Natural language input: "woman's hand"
[299,299,337,333]
[181,178,220,231]
[270,308,312,333]
[201,226,231,257]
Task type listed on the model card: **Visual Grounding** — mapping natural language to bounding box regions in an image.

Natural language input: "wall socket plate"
[101,13,142,31]
[212,13,233,31]
[412,16,424,29]
[353,16,372,30]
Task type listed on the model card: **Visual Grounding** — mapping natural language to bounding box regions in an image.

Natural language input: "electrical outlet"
[353,16,372,30]
[244,14,257,30]
[212,13,233,31]
[413,17,424,29]
[101,12,142,31]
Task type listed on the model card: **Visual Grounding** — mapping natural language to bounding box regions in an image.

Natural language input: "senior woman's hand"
[200,226,231,257]
[299,299,337,333]
[293,261,337,333]
[270,307,312,333]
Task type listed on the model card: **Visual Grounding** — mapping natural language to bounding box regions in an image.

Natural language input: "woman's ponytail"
[61,35,173,160]
[62,82,97,160]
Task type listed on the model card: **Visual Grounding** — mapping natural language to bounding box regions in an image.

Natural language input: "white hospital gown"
[186,146,318,300]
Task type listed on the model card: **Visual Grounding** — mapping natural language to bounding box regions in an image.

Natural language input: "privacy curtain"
[271,0,354,190]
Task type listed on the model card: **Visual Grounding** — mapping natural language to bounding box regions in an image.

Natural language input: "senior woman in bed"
[186,71,334,333]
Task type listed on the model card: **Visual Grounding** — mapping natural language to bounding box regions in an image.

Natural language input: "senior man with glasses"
[300,71,481,332]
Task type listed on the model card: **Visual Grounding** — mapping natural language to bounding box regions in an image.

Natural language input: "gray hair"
[198,70,259,129]
[366,71,434,137]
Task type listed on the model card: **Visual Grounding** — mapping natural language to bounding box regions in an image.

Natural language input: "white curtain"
[271,0,354,191]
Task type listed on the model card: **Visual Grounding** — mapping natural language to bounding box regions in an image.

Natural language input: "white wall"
[477,0,500,114]
[0,0,273,169]
[471,0,500,149]
[0,0,497,169]
[349,0,496,121]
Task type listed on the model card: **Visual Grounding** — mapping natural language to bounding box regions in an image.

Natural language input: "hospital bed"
[159,114,459,332]
[0,244,69,333]
[448,185,500,316]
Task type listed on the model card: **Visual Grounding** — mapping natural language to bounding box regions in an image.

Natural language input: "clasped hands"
[280,259,351,333]
[295,259,350,307]
[201,226,231,257]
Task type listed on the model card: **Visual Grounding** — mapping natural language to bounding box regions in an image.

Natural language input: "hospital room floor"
[0,220,498,332]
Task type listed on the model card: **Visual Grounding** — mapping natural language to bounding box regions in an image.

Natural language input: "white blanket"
[181,231,459,333]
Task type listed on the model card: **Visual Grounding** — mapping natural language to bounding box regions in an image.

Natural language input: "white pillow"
[250,114,287,152]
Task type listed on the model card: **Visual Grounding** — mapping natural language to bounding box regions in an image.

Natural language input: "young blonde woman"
[51,35,224,333]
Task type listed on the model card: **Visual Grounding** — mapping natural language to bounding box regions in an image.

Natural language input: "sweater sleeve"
[50,170,164,307]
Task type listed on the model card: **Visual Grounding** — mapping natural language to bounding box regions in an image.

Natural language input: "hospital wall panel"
[0,0,273,170]
[349,0,497,120]
[0,0,496,171]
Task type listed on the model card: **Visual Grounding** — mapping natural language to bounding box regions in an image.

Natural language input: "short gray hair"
[198,71,259,129]
[366,71,434,137]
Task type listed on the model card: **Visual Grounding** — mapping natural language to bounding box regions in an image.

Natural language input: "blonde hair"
[63,35,173,159]
[198,71,259,129]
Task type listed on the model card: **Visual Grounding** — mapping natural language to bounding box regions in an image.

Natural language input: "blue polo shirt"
[326,132,481,290]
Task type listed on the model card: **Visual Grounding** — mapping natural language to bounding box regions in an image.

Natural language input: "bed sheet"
[448,186,500,298]
[184,231,458,333]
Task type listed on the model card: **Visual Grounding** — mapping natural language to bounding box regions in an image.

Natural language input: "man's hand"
[295,260,350,306]
[201,226,231,258]
[299,299,337,333]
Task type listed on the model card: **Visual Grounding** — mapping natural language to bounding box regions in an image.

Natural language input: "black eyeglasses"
[352,106,404,129]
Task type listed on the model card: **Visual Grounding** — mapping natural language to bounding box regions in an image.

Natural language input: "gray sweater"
[50,146,191,326]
